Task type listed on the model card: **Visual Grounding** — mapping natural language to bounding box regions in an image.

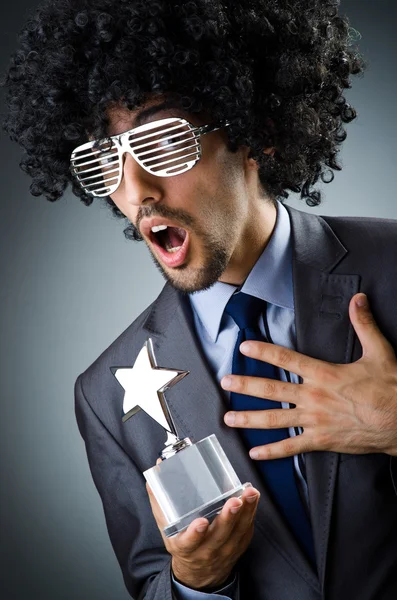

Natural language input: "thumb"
[349,293,395,361]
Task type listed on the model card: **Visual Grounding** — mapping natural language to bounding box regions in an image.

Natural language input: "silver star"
[110,339,189,444]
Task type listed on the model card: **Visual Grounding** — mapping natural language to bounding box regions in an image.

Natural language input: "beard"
[147,230,229,294]
[127,202,231,293]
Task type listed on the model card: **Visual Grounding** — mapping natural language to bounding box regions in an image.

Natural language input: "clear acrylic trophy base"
[143,433,251,537]
[162,482,250,537]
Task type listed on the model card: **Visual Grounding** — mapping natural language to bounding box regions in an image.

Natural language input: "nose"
[118,151,163,207]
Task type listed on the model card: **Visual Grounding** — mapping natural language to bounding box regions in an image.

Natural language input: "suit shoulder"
[321,213,397,239]
[320,213,397,255]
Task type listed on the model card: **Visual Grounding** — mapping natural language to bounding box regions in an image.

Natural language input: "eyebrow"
[105,99,187,138]
[133,100,183,128]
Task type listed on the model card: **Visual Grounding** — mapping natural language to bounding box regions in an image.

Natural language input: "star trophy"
[111,338,250,537]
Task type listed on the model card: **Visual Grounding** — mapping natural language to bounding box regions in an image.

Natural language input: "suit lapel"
[287,205,360,591]
[142,282,320,591]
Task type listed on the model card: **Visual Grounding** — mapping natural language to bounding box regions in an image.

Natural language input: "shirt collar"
[188,200,294,342]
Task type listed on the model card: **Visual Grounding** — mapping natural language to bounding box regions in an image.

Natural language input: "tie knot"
[225,292,266,330]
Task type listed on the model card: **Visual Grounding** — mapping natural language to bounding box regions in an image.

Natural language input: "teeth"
[151,225,168,233]
[166,246,182,253]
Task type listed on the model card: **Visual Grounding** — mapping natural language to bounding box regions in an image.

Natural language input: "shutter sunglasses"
[70,117,230,197]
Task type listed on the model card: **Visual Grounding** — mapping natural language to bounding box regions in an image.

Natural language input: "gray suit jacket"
[75,205,397,600]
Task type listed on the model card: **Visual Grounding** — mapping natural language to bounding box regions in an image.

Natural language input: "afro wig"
[2,0,364,238]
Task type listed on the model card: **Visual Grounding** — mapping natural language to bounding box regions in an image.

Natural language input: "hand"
[221,293,397,458]
[147,481,260,591]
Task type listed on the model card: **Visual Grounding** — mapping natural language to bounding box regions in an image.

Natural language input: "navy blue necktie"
[225,291,316,566]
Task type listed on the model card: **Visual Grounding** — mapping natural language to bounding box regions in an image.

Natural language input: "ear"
[244,146,276,171]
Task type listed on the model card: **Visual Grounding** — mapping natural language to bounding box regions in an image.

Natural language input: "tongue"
[168,227,187,248]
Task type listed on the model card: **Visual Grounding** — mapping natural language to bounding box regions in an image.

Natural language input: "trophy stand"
[111,339,250,538]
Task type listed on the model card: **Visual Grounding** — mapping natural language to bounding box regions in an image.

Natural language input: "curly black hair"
[2,0,364,240]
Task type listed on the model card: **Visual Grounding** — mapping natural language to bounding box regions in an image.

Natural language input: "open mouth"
[150,225,187,253]
[149,224,190,268]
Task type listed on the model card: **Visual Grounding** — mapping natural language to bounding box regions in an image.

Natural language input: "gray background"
[0,1,396,598]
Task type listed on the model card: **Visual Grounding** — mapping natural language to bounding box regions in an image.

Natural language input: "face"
[106,99,260,293]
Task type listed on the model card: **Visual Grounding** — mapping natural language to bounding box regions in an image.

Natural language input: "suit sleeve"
[172,572,239,599]
[74,373,175,600]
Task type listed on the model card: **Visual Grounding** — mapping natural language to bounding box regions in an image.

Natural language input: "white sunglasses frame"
[70,117,230,197]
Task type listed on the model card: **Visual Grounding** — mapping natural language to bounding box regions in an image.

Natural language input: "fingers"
[206,487,260,549]
[349,294,396,361]
[147,481,211,551]
[165,497,259,555]
[172,517,212,553]
[221,375,300,403]
[224,487,260,545]
[147,480,259,553]
[237,340,336,381]
[221,375,305,430]
[176,498,242,554]
[249,435,312,460]
[175,493,254,554]
[224,407,304,430]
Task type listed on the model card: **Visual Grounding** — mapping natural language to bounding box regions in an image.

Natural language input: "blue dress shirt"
[172,200,308,599]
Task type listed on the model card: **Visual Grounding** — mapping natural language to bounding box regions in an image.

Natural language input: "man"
[3,1,397,599]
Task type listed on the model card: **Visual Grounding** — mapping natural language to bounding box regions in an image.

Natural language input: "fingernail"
[356,294,367,308]
[250,449,259,459]
[246,494,258,504]
[230,503,242,514]
[196,523,208,533]
[224,412,236,425]
[240,342,252,353]
[222,376,232,389]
